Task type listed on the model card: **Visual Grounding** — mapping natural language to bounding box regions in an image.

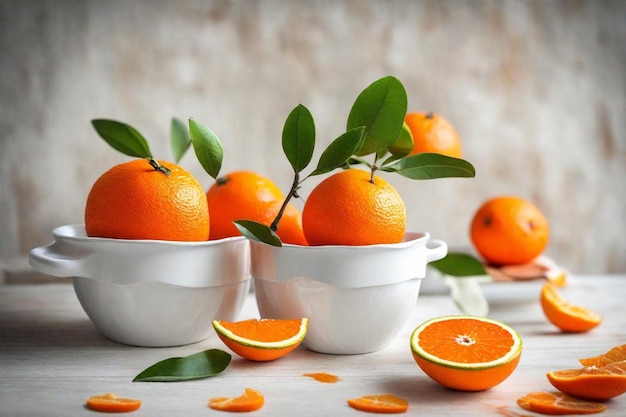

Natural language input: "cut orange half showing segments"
[347,394,408,414]
[540,283,602,333]
[209,388,264,412]
[579,344,626,367]
[410,315,522,391]
[517,391,606,415]
[547,361,626,401]
[213,318,308,361]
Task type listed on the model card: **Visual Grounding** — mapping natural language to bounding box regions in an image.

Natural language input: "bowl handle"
[424,239,448,264]
[28,244,85,277]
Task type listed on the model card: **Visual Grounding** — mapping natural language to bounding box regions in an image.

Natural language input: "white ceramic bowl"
[251,232,447,354]
[29,225,251,347]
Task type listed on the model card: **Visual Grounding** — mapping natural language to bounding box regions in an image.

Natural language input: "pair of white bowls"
[29,225,447,353]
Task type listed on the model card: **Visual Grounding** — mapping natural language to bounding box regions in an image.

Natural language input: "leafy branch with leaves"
[229,76,476,247]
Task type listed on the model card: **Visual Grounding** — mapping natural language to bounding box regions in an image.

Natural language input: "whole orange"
[275,203,308,246]
[470,196,549,265]
[85,159,209,241]
[302,169,406,246]
[207,171,285,240]
[405,112,462,158]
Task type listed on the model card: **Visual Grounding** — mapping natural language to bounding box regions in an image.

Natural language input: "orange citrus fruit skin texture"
[470,196,549,266]
[85,159,209,241]
[302,169,406,246]
[213,318,308,362]
[547,361,626,401]
[206,170,307,245]
[209,388,264,412]
[410,316,522,392]
[540,284,602,333]
[347,394,409,414]
[86,393,141,413]
[404,112,462,158]
[517,391,606,415]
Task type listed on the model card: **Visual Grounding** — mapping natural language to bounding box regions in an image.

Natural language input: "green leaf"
[388,122,414,158]
[170,117,191,163]
[311,127,365,176]
[347,76,407,157]
[91,119,153,158]
[133,349,231,382]
[189,118,224,180]
[282,104,315,173]
[384,152,476,179]
[430,252,487,277]
[233,220,282,247]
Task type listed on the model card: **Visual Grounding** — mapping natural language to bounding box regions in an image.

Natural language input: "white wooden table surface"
[1,275,625,416]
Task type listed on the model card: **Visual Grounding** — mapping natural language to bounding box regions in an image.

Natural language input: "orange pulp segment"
[86,393,141,413]
[347,394,408,414]
[303,372,340,383]
[517,391,606,415]
[209,388,264,412]
[579,344,626,367]
[540,284,602,333]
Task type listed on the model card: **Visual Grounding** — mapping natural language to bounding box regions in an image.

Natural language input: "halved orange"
[212,318,308,361]
[347,394,408,414]
[209,388,264,412]
[540,283,602,333]
[517,391,606,415]
[410,315,522,391]
[579,344,626,367]
[547,361,626,401]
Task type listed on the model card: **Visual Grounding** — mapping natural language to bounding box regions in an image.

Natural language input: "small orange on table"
[540,283,602,333]
[517,391,606,415]
[86,393,141,413]
[302,168,406,246]
[470,196,549,266]
[347,394,408,414]
[212,318,308,361]
[209,388,264,412]
[410,315,522,391]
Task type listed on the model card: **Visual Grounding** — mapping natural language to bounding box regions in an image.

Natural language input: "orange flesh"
[209,388,264,412]
[580,344,626,367]
[303,372,340,383]
[517,391,606,415]
[219,318,302,342]
[347,394,408,414]
[86,393,141,413]
[547,361,626,401]
[417,318,515,363]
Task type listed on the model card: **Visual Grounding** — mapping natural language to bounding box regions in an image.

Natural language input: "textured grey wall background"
[1,0,625,274]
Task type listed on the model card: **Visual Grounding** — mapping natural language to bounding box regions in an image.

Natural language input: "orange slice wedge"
[213,318,308,361]
[579,344,626,367]
[86,393,141,413]
[517,391,606,415]
[547,361,626,401]
[209,388,264,412]
[347,394,408,414]
[540,284,601,333]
